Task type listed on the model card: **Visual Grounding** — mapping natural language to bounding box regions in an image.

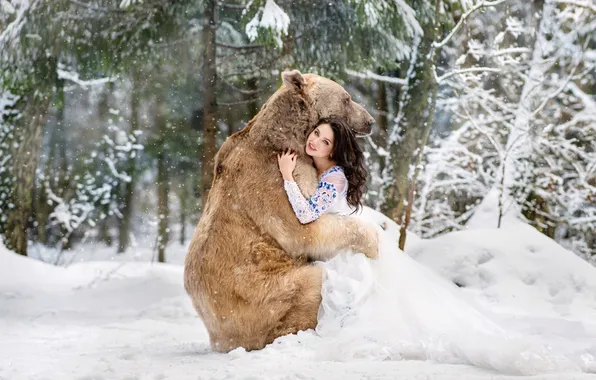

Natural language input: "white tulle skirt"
[315,228,596,375]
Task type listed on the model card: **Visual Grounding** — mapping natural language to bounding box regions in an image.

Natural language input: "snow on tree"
[40,116,143,262]
[245,0,290,48]
[411,0,596,259]
[0,90,19,237]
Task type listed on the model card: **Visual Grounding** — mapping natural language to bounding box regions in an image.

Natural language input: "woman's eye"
[315,130,319,136]
[324,141,329,145]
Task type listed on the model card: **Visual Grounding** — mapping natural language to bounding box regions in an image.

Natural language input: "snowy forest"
[0,0,595,263]
[3,1,596,379]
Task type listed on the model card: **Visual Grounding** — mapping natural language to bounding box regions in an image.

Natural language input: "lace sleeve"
[284,177,342,224]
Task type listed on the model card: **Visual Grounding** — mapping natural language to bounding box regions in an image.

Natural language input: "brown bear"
[184,70,379,353]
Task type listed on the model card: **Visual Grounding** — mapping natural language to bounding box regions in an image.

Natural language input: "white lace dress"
[282,167,596,375]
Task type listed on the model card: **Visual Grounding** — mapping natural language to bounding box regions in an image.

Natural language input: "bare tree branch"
[70,0,127,13]
[216,41,266,50]
[437,67,501,83]
[433,0,508,49]
[345,69,407,85]
[217,2,247,10]
[532,39,588,117]
[552,0,596,12]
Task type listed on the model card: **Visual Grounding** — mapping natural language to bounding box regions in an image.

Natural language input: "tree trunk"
[35,180,50,245]
[118,70,140,253]
[376,68,389,174]
[179,189,186,245]
[246,77,259,121]
[6,95,51,256]
[36,77,65,245]
[97,83,113,246]
[498,0,551,228]
[382,4,440,227]
[156,95,169,263]
[399,82,439,250]
[200,0,218,206]
[382,1,441,251]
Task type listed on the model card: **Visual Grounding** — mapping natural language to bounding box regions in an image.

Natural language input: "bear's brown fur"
[184,70,379,352]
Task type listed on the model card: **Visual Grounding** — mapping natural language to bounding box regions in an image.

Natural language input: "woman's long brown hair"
[316,117,368,211]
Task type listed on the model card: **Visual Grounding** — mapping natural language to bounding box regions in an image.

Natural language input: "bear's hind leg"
[267,265,323,342]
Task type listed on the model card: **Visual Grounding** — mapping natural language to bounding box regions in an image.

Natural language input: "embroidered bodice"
[283,166,352,224]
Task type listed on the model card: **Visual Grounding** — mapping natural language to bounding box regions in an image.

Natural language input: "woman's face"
[306,123,334,159]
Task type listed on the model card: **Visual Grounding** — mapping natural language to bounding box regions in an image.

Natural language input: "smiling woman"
[278,116,369,225]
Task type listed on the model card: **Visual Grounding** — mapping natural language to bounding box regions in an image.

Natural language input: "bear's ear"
[282,70,305,92]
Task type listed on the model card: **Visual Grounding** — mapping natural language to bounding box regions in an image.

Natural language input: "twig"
[217,99,259,106]
[552,0,596,12]
[70,0,127,13]
[220,76,264,95]
[216,41,266,50]
[461,105,504,157]
[433,0,508,49]
[217,2,247,10]
[492,47,533,56]
[436,67,501,83]
[344,69,407,85]
[531,38,588,117]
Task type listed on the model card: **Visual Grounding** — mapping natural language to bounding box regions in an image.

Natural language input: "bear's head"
[282,70,375,136]
[247,70,375,153]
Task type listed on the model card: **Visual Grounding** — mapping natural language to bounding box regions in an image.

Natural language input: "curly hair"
[316,117,368,211]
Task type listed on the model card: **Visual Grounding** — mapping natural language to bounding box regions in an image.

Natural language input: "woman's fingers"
[280,149,297,158]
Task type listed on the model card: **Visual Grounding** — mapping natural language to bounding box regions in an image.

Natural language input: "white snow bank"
[2,207,596,379]
[359,205,421,251]
[408,222,596,322]
[0,243,88,294]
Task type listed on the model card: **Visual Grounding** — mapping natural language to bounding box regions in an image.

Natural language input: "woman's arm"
[284,179,340,224]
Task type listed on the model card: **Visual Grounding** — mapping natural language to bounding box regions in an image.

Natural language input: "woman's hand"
[277,149,297,181]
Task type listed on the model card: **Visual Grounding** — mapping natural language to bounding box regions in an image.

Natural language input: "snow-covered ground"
[1,208,596,380]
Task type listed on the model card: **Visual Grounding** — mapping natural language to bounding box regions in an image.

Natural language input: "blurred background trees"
[1,0,594,263]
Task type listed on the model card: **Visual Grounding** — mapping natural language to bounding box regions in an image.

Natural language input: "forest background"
[0,0,594,264]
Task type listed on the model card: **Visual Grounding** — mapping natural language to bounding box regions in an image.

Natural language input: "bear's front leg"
[271,214,379,262]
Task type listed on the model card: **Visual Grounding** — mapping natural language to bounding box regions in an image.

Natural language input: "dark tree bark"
[156,95,169,263]
[376,68,389,174]
[199,0,218,206]
[118,69,141,253]
[382,0,441,250]
[6,95,51,256]
[246,76,259,120]
[178,189,187,245]
[36,76,65,245]
[97,83,114,246]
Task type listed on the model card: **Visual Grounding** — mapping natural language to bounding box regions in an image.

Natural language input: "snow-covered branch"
[552,0,596,13]
[0,0,41,50]
[436,67,501,83]
[492,47,532,56]
[531,39,587,117]
[69,0,127,13]
[345,69,407,85]
[433,0,508,49]
[57,68,115,89]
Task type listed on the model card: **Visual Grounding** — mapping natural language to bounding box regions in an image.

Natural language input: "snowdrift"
[1,206,596,379]
[409,223,596,322]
